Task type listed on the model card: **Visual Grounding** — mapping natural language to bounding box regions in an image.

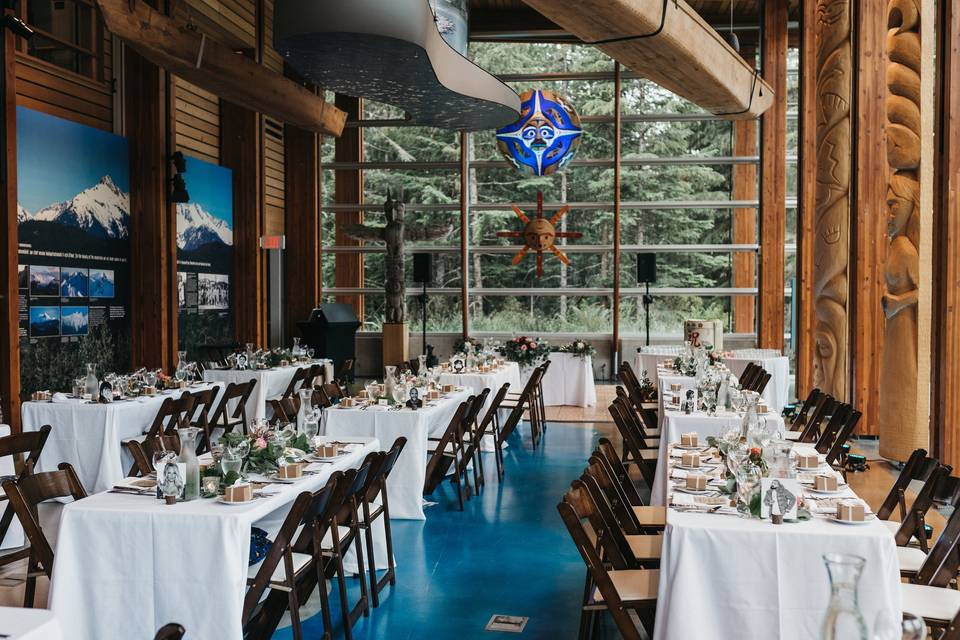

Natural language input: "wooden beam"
[283,121,320,342]
[757,0,787,351]
[795,0,817,401]
[127,46,176,370]
[221,99,265,347]
[521,0,774,118]
[333,94,364,322]
[0,19,20,430]
[934,0,960,467]
[732,99,757,334]
[96,0,346,136]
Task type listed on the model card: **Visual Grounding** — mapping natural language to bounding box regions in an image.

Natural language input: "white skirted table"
[322,389,472,520]
[20,383,222,495]
[50,437,380,640]
[0,607,64,640]
[521,352,596,407]
[203,359,333,421]
[654,439,901,640]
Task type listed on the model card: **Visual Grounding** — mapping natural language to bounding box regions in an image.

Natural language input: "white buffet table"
[203,359,333,422]
[653,439,900,640]
[323,389,472,520]
[521,352,596,407]
[20,383,222,495]
[0,606,64,640]
[637,347,790,413]
[50,437,380,640]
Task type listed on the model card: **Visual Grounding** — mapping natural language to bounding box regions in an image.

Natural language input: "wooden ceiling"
[469,0,801,41]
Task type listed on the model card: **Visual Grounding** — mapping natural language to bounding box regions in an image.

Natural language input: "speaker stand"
[419,282,428,357]
[642,282,653,347]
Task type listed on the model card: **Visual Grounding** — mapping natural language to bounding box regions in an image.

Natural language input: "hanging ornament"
[496,191,582,277]
[495,89,583,176]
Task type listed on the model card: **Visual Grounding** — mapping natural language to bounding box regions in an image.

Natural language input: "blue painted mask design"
[496,90,582,176]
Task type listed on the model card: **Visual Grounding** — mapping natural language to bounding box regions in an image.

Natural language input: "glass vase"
[297,389,314,432]
[821,553,868,640]
[735,459,761,518]
[177,427,202,501]
[84,363,99,399]
[740,390,761,443]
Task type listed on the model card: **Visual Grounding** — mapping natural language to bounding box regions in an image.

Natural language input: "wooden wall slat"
[14,53,112,130]
[175,77,221,164]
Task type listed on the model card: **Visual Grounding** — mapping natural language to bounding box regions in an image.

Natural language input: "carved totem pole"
[878,0,924,460]
[812,0,852,400]
[343,192,451,363]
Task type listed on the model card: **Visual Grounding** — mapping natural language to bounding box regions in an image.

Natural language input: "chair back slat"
[423,399,471,496]
[876,448,939,521]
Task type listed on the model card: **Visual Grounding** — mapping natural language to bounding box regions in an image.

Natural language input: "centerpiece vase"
[84,363,99,400]
[384,366,397,398]
[735,459,761,517]
[821,553,868,640]
[718,373,732,410]
[297,389,314,432]
[177,427,202,501]
[741,391,761,445]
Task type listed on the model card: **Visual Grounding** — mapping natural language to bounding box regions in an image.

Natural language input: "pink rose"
[254,437,267,450]
[520,345,527,351]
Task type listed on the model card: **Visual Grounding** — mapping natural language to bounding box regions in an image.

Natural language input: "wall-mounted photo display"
[175,156,234,359]
[17,106,132,394]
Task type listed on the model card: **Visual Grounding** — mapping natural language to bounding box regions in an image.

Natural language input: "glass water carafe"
[297,389,314,432]
[177,427,201,501]
[821,553,868,640]
[84,363,99,399]
[741,390,761,444]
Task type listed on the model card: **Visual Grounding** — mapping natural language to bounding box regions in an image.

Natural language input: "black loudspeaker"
[413,253,433,284]
[637,253,657,284]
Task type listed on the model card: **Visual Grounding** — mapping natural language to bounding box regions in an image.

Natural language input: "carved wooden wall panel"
[811,0,852,400]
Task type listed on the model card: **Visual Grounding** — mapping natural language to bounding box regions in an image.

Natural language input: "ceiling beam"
[97,0,346,136]
[521,0,773,119]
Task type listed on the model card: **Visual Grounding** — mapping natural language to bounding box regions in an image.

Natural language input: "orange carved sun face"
[496,191,582,277]
[524,218,556,251]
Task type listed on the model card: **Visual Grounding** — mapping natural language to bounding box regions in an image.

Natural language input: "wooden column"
[221,99,265,346]
[460,131,469,339]
[284,122,320,341]
[334,94,364,322]
[757,0,787,351]
[795,0,818,399]
[934,0,960,467]
[612,62,622,367]
[812,0,853,403]
[127,47,176,370]
[850,0,887,435]
[0,21,20,430]
[732,115,757,335]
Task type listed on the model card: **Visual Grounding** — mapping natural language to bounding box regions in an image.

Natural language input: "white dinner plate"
[828,514,876,525]
[674,487,714,496]
[806,487,848,496]
[796,465,823,473]
[216,496,258,506]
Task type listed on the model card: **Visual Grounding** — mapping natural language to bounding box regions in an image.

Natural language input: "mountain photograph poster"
[176,156,234,358]
[16,106,132,394]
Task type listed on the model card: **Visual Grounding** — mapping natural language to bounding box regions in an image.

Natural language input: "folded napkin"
[807,497,869,515]
[671,493,696,506]
[52,393,82,404]
[671,468,690,479]
[256,484,284,496]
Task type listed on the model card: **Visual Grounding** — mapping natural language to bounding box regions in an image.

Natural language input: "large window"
[18,0,101,79]
[321,41,780,341]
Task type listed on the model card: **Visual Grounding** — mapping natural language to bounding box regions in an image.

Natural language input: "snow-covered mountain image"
[89,269,115,298]
[24,175,129,239]
[29,306,60,337]
[61,306,89,336]
[17,204,29,224]
[177,202,233,250]
[61,269,88,298]
[29,265,59,296]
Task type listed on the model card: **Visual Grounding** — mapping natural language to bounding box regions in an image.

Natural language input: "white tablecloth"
[638,349,790,413]
[0,425,23,550]
[654,460,900,640]
[20,384,222,495]
[0,606,64,639]
[203,360,332,422]
[50,437,380,640]
[520,353,596,407]
[650,409,785,506]
[439,362,522,411]
[322,390,471,521]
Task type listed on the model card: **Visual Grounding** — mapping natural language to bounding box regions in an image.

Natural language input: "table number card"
[760,478,800,520]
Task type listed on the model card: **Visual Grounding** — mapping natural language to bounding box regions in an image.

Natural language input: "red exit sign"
[259,235,286,250]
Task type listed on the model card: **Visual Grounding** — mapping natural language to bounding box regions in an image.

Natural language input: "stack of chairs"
[500,361,549,448]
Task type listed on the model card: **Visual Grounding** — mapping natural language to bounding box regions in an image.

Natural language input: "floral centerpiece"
[453,337,483,355]
[219,425,310,477]
[499,336,550,367]
[263,349,294,368]
[556,340,596,358]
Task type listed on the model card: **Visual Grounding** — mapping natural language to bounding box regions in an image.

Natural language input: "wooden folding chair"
[424,399,472,510]
[608,398,659,489]
[558,500,658,640]
[818,407,861,470]
[188,387,217,454]
[0,426,51,577]
[500,366,545,447]
[144,393,196,440]
[582,462,665,535]
[460,387,490,493]
[796,394,838,443]
[2,463,87,607]
[336,358,355,385]
[787,388,822,432]
[360,437,407,607]
[125,435,181,477]
[892,464,952,554]
[900,500,960,637]
[476,382,511,481]
[209,380,257,437]
[877,449,943,526]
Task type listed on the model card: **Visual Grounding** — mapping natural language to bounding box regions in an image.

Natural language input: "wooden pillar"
[795,0,817,399]
[334,94,364,322]
[127,47,176,370]
[732,114,757,335]
[460,131,469,339]
[612,62,622,367]
[758,0,788,351]
[221,99,265,346]
[0,20,19,430]
[811,0,853,403]
[284,122,320,341]
[934,0,960,467]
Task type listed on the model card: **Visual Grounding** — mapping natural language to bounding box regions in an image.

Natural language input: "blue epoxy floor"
[272,422,617,640]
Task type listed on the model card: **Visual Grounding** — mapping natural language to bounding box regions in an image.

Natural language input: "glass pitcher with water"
[84,363,99,399]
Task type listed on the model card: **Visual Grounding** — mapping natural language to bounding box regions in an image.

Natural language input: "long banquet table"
[439,362,521,410]
[202,359,333,422]
[20,382,223,495]
[0,606,64,640]
[323,389,471,520]
[50,437,380,640]
[653,430,901,639]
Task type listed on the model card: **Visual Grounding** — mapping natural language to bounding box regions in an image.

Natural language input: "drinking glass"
[232,438,250,460]
[872,611,926,640]
[302,414,319,444]
[221,447,243,478]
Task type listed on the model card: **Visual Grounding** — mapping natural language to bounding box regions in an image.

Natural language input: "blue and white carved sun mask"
[496,89,583,176]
